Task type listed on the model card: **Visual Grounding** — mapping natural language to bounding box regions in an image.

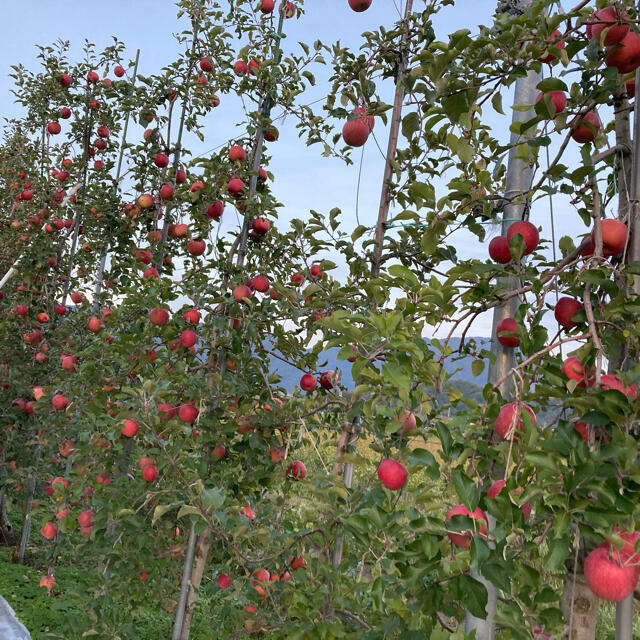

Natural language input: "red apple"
[488,235,511,263]
[160,184,174,200]
[571,111,601,144]
[496,317,520,348]
[138,456,154,470]
[554,297,584,329]
[153,153,169,168]
[259,0,274,12]
[229,145,246,162]
[594,219,628,256]
[212,445,226,460]
[535,90,567,115]
[605,32,640,74]
[60,73,72,87]
[445,505,488,547]
[114,65,125,77]
[586,7,629,46]
[348,0,372,11]
[138,193,154,209]
[539,29,565,64]
[60,107,71,119]
[250,274,270,292]
[200,57,214,72]
[252,217,270,234]
[232,285,252,303]
[142,465,158,482]
[584,546,638,601]
[506,220,539,255]
[41,522,58,540]
[319,370,335,390]
[227,177,245,197]
[122,419,139,437]
[78,510,94,527]
[87,71,99,83]
[47,122,61,135]
[287,460,306,480]
[234,60,247,75]
[178,403,199,423]
[217,573,232,589]
[396,410,416,434]
[342,118,369,147]
[183,309,200,324]
[52,394,69,411]
[300,374,317,392]
[494,402,536,441]
[601,373,638,398]
[149,308,170,326]
[206,200,224,219]
[181,329,197,348]
[377,458,408,490]
[97,125,110,138]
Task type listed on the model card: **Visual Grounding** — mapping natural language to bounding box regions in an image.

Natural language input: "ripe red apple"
[488,235,511,263]
[52,394,70,411]
[234,60,248,75]
[232,285,252,303]
[320,370,335,390]
[287,460,306,480]
[574,421,589,443]
[97,125,110,138]
[138,193,155,209]
[153,153,169,168]
[114,65,125,77]
[554,297,584,329]
[206,200,224,219]
[183,309,200,324]
[250,274,270,292]
[229,145,246,162]
[61,355,77,371]
[586,7,629,46]
[87,317,103,333]
[605,32,640,74]
[138,456,154,470]
[122,419,139,437]
[507,221,539,255]
[494,402,536,441]
[571,111,601,143]
[602,530,640,567]
[37,312,49,323]
[291,273,305,286]
[396,409,416,434]
[300,374,317,392]
[47,122,61,135]
[445,505,488,547]
[87,71,99,83]
[227,177,246,197]
[181,329,197,348]
[143,267,159,279]
[595,219,628,256]
[149,308,170,326]
[584,546,638,601]
[310,264,323,278]
[535,90,567,115]
[562,356,587,382]
[212,444,226,460]
[342,118,370,147]
[187,239,206,256]
[259,0,274,12]
[60,73,72,87]
[539,29,565,63]
[70,293,83,306]
[142,465,158,482]
[252,217,270,234]
[264,125,279,142]
[178,403,199,423]
[217,573,232,589]
[160,184,174,200]
[78,510,94,527]
[290,555,306,570]
[60,107,71,119]
[601,373,638,398]
[199,57,214,72]
[348,0,372,11]
[496,317,520,348]
[41,522,58,540]
[377,458,408,490]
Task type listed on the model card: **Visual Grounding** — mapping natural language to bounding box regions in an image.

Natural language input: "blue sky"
[0,1,603,341]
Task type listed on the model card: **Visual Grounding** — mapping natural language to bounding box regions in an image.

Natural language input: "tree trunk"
[179,528,212,640]
[561,573,599,640]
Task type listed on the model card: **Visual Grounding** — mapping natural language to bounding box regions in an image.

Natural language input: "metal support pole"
[614,59,640,640]
[463,60,540,640]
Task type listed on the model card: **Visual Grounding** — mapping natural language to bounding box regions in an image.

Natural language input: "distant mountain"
[269,337,491,392]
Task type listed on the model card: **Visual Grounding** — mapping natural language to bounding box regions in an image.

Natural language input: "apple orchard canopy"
[0,595,31,639]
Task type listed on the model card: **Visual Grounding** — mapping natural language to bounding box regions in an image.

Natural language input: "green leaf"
[202,487,225,510]
[453,469,480,511]
[402,111,420,139]
[451,574,488,619]
[491,93,504,115]
[177,505,201,520]
[471,360,485,377]
[152,503,181,525]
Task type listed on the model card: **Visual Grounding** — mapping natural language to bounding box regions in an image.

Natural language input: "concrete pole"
[464,48,540,640]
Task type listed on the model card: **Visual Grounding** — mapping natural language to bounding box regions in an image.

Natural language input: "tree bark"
[561,573,599,640]
[179,528,212,640]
